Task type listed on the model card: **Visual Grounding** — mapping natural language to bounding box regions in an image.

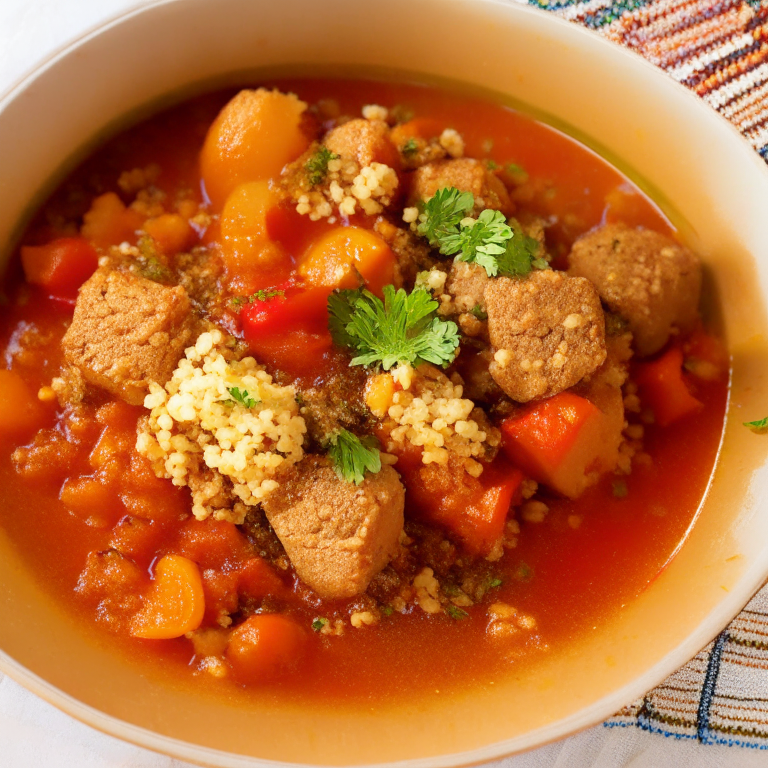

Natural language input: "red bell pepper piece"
[634,347,703,427]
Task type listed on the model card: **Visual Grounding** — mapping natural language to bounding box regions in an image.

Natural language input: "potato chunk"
[485,270,606,402]
[262,456,404,599]
[410,158,512,215]
[62,268,194,405]
[323,118,399,169]
[568,223,701,356]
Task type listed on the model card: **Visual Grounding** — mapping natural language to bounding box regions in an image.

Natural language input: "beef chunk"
[324,119,400,169]
[446,261,490,314]
[62,268,194,405]
[568,223,701,356]
[373,217,437,287]
[485,270,606,402]
[262,455,404,599]
[410,158,512,215]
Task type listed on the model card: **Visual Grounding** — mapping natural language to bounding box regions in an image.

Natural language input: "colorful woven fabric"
[530,0,768,746]
[533,0,768,161]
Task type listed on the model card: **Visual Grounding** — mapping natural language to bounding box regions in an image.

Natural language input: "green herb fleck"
[445,604,469,620]
[327,285,460,370]
[226,387,259,409]
[505,162,529,186]
[327,429,382,485]
[401,138,419,157]
[230,288,285,309]
[493,220,549,278]
[612,479,629,498]
[416,187,476,253]
[305,146,339,186]
[312,617,329,632]
[744,417,768,434]
[380,605,394,617]
[488,577,503,589]
[469,304,488,321]
[486,159,498,171]
[513,563,533,582]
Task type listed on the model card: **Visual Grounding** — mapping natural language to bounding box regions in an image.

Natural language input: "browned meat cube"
[410,158,512,215]
[485,270,606,402]
[568,223,701,356]
[262,455,404,599]
[373,217,436,286]
[62,268,195,405]
[446,261,490,314]
[324,119,400,169]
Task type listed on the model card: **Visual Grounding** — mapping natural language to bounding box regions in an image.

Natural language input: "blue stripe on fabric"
[604,719,768,749]
[697,631,729,743]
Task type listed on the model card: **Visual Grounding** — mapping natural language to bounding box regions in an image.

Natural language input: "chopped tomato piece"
[20,237,98,300]
[240,284,330,338]
[390,117,444,143]
[237,557,287,600]
[143,213,196,256]
[176,518,253,571]
[226,614,307,683]
[501,392,614,498]
[81,192,143,248]
[635,347,703,427]
[59,475,125,529]
[131,554,205,639]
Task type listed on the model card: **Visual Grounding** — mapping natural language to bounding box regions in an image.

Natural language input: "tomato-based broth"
[0,78,727,703]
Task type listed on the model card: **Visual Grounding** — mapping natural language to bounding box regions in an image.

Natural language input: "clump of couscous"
[137,329,306,523]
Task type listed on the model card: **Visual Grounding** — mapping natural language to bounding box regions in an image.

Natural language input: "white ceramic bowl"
[2,0,768,765]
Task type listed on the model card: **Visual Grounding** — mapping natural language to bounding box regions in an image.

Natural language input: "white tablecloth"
[0,1,761,765]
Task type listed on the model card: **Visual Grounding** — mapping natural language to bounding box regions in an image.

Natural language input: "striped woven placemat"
[531,0,768,747]
[534,0,768,161]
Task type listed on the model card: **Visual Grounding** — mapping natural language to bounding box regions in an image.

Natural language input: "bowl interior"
[2,0,768,765]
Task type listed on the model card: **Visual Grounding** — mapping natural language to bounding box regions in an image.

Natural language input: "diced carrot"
[200,89,311,209]
[131,554,205,639]
[59,475,125,529]
[364,373,395,418]
[201,568,240,623]
[109,516,165,563]
[81,192,143,249]
[399,455,523,555]
[20,237,98,299]
[119,483,189,525]
[389,117,444,143]
[176,518,252,571]
[226,614,307,683]
[634,347,703,427]
[298,227,395,296]
[0,370,48,436]
[143,213,196,256]
[219,182,293,286]
[501,392,613,498]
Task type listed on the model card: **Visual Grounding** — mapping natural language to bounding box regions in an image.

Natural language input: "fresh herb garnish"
[486,159,498,171]
[328,285,460,370]
[506,162,529,185]
[744,417,768,433]
[327,429,382,485]
[513,562,533,582]
[230,288,284,309]
[469,304,488,321]
[445,604,469,620]
[415,187,547,278]
[312,617,329,632]
[305,146,339,186]
[225,387,259,409]
[401,138,419,157]
[488,577,503,589]
[416,187,476,253]
[380,605,394,617]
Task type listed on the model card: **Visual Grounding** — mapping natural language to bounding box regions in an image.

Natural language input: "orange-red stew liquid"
[0,79,728,702]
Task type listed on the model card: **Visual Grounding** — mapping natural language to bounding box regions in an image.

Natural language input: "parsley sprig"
[744,417,768,433]
[415,186,548,278]
[305,146,339,186]
[223,387,259,409]
[328,286,459,370]
[327,429,382,485]
[230,289,284,309]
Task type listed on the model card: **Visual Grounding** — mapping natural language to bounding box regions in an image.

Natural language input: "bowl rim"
[1,0,768,765]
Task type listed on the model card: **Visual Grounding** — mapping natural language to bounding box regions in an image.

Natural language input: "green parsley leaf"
[227,387,259,409]
[327,429,382,485]
[327,286,460,370]
[506,162,529,185]
[446,209,514,276]
[513,562,534,582]
[312,617,329,632]
[380,605,394,617]
[494,220,549,278]
[401,138,419,157]
[486,159,498,171]
[488,577,503,589]
[305,146,339,186]
[469,304,488,321]
[445,604,469,620]
[230,288,284,309]
[416,187,475,253]
[744,417,768,433]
